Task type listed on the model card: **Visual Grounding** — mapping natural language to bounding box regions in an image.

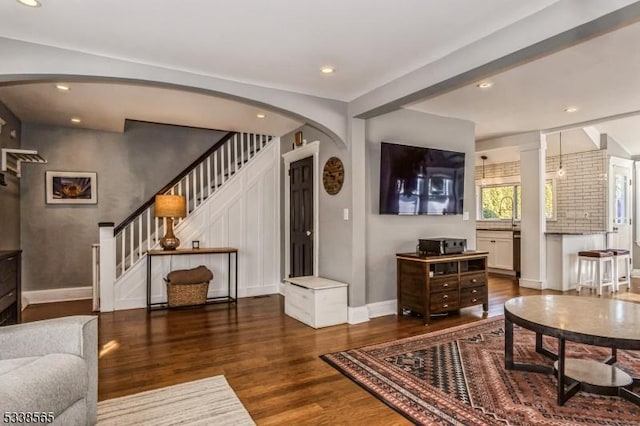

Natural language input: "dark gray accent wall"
[20,121,226,291]
[0,101,21,250]
[365,109,476,304]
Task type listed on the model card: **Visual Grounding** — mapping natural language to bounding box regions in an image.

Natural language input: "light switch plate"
[343,208,349,221]
[463,211,469,221]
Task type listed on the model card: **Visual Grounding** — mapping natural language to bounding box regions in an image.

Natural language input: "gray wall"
[365,109,476,304]
[0,101,21,250]
[280,126,353,285]
[20,121,226,291]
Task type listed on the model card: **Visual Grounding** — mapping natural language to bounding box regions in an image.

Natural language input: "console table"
[146,247,237,311]
[396,251,488,325]
[0,250,21,326]
[505,295,640,406]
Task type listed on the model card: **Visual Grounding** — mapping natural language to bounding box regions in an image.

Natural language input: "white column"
[519,133,547,289]
[98,222,116,312]
[349,117,369,324]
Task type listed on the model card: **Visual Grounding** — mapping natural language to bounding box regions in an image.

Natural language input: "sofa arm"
[0,316,98,424]
[0,316,97,360]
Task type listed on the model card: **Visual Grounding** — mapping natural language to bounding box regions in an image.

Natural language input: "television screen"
[379,142,465,215]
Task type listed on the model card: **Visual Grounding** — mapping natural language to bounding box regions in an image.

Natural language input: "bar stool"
[576,250,615,296]
[606,248,631,292]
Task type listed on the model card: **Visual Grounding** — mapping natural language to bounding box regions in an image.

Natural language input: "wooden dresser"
[396,251,488,325]
[0,250,22,326]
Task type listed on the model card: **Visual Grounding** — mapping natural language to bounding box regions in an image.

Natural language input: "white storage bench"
[284,276,348,328]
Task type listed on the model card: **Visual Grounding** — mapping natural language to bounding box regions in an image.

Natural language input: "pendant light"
[557,132,565,178]
[481,155,488,186]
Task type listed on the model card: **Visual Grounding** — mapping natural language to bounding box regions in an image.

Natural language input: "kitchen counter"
[545,231,608,235]
[545,233,606,291]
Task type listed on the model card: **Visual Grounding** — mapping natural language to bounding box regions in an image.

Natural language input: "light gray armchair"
[0,316,98,426]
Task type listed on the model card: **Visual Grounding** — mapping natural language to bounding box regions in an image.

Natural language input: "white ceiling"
[1,0,640,156]
[410,20,640,155]
[0,82,303,135]
[0,0,559,101]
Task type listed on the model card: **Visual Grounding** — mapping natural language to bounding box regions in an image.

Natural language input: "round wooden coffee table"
[504,295,640,406]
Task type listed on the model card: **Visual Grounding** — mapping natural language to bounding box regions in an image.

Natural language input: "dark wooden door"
[290,156,314,277]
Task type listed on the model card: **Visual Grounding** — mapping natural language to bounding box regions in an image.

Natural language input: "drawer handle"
[471,298,478,303]
[443,304,449,308]
[472,289,478,294]
[471,279,477,283]
[442,294,448,300]
[443,283,449,288]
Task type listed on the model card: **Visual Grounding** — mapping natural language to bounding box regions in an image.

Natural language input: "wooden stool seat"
[577,250,613,258]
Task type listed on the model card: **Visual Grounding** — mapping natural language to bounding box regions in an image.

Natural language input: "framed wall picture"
[45,171,97,204]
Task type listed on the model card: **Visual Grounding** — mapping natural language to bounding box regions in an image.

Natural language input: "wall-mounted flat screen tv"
[379,142,465,215]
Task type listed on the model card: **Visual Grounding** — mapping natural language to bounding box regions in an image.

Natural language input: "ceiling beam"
[350,0,640,119]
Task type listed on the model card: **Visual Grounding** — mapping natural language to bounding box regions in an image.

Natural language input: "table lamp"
[155,194,186,250]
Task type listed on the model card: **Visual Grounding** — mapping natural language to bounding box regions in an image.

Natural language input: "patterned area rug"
[97,376,255,425]
[321,317,640,425]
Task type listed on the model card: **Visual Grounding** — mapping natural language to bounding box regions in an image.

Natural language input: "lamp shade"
[155,195,186,218]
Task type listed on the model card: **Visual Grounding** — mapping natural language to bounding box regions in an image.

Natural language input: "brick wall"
[476,150,607,232]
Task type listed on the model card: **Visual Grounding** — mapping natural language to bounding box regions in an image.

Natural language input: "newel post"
[98,222,116,312]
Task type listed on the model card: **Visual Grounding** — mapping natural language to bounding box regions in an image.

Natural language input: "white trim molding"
[367,299,397,319]
[282,141,320,278]
[22,286,93,307]
[348,305,370,324]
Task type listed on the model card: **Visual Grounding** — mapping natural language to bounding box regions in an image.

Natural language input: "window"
[480,180,555,220]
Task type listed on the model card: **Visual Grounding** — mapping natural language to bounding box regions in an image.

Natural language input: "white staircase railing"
[96,131,273,310]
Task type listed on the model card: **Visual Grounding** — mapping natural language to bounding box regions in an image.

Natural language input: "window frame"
[477,174,557,221]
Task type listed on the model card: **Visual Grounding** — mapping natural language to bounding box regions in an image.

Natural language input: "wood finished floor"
[22,276,640,425]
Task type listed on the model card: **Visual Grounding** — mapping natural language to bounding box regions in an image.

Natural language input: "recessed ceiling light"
[256,113,266,119]
[564,106,579,113]
[476,81,493,89]
[56,84,70,91]
[70,118,81,124]
[17,0,41,7]
[320,66,335,74]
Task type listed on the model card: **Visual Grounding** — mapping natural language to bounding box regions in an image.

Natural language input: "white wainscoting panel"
[112,141,280,310]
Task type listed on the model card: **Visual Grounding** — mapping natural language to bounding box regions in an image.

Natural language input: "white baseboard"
[348,305,370,324]
[23,286,93,307]
[367,299,397,318]
[518,278,544,290]
[632,269,640,278]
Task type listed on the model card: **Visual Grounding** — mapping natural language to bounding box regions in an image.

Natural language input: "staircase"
[96,130,277,311]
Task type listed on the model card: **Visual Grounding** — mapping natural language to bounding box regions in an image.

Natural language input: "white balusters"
[138,215,143,260]
[121,227,126,274]
[199,163,205,203]
[234,133,239,175]
[214,150,219,190]
[206,157,212,197]
[112,133,272,279]
[226,139,232,182]
[146,208,151,251]
[240,133,245,168]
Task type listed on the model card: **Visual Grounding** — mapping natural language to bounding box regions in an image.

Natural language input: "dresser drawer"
[430,290,459,312]
[460,273,486,288]
[0,290,17,313]
[429,276,459,293]
[0,255,18,298]
[460,286,487,307]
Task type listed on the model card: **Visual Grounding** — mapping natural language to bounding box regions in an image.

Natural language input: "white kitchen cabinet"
[476,230,513,270]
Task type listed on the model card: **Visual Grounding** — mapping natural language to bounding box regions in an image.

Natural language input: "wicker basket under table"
[165,281,210,307]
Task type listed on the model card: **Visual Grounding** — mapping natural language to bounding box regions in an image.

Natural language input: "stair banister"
[114,131,236,235]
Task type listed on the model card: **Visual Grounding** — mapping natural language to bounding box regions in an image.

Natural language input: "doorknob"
[306,230,312,236]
